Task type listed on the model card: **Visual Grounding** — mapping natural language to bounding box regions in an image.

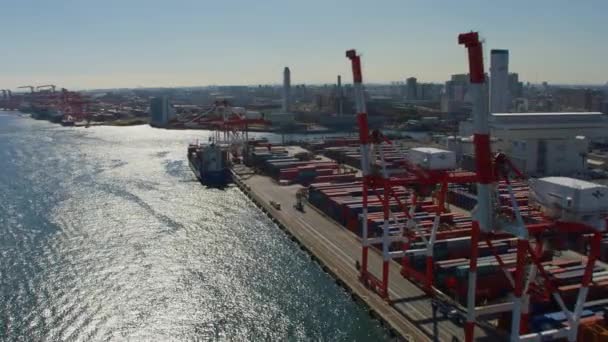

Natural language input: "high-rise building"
[282,67,291,112]
[490,49,509,113]
[406,77,417,100]
[417,83,442,101]
[509,73,523,99]
[149,96,174,127]
[336,75,343,115]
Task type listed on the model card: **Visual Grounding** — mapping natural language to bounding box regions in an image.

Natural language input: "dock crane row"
[0,85,92,123]
[347,32,607,342]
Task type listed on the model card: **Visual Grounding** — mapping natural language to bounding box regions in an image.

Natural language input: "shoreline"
[3,110,439,139]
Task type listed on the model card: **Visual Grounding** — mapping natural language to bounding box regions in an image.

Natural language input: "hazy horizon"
[2,0,608,89]
[69,81,608,93]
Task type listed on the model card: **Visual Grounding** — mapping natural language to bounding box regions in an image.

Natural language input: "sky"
[1,0,608,89]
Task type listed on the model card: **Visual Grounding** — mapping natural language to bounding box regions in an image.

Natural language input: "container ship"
[187,141,231,186]
[30,106,64,123]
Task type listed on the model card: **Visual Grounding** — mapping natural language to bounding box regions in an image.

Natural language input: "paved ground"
[238,173,502,341]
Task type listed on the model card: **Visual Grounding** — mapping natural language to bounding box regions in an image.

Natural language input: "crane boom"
[17,86,35,93]
[36,85,56,92]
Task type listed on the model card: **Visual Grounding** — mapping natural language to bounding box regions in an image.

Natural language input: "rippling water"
[0,112,389,341]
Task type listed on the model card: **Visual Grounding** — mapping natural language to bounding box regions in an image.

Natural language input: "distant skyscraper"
[509,73,523,99]
[149,96,173,127]
[417,83,442,101]
[490,49,509,113]
[336,75,343,115]
[282,67,291,112]
[447,74,469,101]
[406,77,417,100]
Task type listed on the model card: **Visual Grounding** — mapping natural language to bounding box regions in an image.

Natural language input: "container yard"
[240,141,608,340]
[230,165,486,341]
[7,3,608,342]
[222,32,608,342]
[231,136,608,341]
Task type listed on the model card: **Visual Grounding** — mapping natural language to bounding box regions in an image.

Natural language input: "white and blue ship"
[187,141,231,186]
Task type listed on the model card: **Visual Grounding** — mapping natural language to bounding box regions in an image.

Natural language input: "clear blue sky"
[2,0,607,89]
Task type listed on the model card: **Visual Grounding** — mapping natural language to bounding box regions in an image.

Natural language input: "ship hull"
[188,155,231,187]
[30,108,64,123]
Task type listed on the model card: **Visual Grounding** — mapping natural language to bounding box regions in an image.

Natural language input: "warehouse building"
[448,112,608,176]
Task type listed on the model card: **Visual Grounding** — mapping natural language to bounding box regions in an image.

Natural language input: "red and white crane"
[347,32,607,342]
[347,49,477,298]
[59,88,91,122]
[192,100,272,161]
[458,32,606,342]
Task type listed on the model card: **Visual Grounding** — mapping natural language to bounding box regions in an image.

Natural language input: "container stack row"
[306,176,608,333]
[248,145,356,186]
[447,181,546,223]
[305,137,360,152]
[317,142,413,177]
[559,232,608,265]
[291,139,608,335]
[448,181,608,265]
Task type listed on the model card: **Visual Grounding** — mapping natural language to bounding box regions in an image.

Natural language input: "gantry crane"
[458,32,605,342]
[346,32,606,342]
[347,48,477,299]
[59,88,91,123]
[17,85,35,93]
[36,84,56,92]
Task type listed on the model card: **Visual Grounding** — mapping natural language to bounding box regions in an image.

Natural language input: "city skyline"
[2,0,608,89]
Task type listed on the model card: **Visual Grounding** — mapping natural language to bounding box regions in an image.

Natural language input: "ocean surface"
[0,112,389,341]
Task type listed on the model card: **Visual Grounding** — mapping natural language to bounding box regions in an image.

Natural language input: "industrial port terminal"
[4,28,608,341]
[186,32,608,342]
[7,2,608,341]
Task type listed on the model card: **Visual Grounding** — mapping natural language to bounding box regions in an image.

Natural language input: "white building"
[450,112,608,176]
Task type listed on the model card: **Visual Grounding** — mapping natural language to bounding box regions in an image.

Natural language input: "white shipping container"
[530,177,608,231]
[407,147,456,170]
[530,177,608,213]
